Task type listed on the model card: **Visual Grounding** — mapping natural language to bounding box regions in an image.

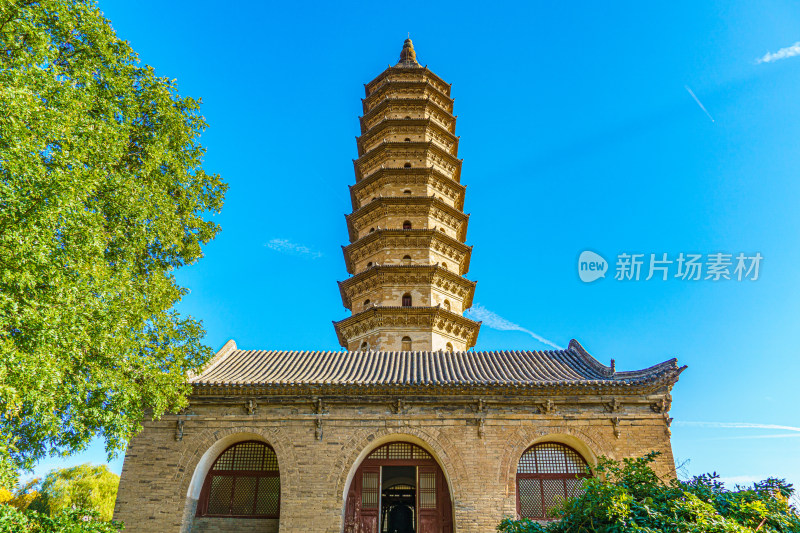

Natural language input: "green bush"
[0,505,122,532]
[498,452,800,533]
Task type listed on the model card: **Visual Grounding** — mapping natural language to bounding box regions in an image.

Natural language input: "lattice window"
[418,471,437,509]
[198,441,280,518]
[362,471,380,509]
[367,442,433,461]
[516,443,590,520]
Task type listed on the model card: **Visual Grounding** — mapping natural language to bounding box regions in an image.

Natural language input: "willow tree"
[0,0,227,485]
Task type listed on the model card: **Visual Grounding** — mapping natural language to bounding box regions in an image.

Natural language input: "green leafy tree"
[498,453,800,533]
[0,0,227,486]
[31,464,118,521]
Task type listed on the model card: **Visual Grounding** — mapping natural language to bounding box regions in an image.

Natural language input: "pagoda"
[334,39,481,352]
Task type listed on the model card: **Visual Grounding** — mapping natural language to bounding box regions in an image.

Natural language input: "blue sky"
[38,0,800,495]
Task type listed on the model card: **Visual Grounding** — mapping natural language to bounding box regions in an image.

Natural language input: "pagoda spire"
[334,46,480,352]
[397,38,419,67]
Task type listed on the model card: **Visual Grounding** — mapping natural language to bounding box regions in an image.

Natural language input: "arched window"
[404,115,412,119]
[404,138,411,142]
[403,189,412,195]
[196,441,280,518]
[363,299,371,309]
[402,293,412,307]
[443,300,451,311]
[445,343,454,351]
[369,227,375,233]
[440,262,448,270]
[367,262,373,268]
[402,255,412,265]
[360,341,369,351]
[403,221,412,230]
[401,336,412,350]
[404,162,412,168]
[516,443,590,519]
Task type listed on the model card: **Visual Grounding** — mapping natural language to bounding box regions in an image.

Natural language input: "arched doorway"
[344,442,453,533]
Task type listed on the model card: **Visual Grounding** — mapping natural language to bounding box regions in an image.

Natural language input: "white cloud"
[465,304,563,350]
[757,42,800,63]
[265,238,323,259]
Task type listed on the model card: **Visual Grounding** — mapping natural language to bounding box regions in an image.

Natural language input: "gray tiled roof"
[190,339,685,395]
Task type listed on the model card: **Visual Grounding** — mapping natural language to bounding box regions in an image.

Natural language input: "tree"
[0,0,227,486]
[32,464,118,521]
[0,479,40,512]
[497,453,800,533]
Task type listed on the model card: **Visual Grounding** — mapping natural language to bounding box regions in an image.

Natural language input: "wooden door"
[437,466,453,533]
[344,464,380,533]
[417,465,439,533]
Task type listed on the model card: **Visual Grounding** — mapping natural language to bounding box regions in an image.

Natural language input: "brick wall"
[114,394,675,532]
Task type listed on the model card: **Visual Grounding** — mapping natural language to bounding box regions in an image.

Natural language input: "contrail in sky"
[465,304,563,350]
[676,421,800,432]
[684,85,715,123]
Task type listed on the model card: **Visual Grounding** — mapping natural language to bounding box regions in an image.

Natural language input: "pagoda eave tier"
[345,196,469,242]
[362,80,454,115]
[349,167,466,211]
[337,264,477,311]
[356,118,459,157]
[365,65,451,97]
[360,98,456,134]
[341,229,473,275]
[333,306,481,349]
[354,142,462,182]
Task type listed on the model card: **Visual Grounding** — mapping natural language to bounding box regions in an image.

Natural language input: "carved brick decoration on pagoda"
[333,39,481,352]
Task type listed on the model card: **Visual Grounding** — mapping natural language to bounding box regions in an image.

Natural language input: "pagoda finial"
[397,37,419,67]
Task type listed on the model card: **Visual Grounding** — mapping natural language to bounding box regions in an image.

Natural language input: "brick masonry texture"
[113,396,676,532]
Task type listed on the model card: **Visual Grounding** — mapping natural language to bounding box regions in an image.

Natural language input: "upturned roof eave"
[189,373,683,397]
[337,265,478,311]
[344,196,470,243]
[341,229,473,275]
[349,167,466,208]
[356,118,459,157]
[359,98,456,133]
[332,306,482,347]
[362,80,455,114]
[364,65,452,97]
[354,141,462,176]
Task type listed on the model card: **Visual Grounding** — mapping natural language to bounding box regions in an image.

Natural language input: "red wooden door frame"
[343,443,453,533]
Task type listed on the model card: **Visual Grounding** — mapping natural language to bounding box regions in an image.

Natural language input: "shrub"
[0,505,122,532]
[498,452,800,533]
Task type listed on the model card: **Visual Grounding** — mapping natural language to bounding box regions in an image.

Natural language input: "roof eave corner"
[188,338,238,382]
[567,338,615,376]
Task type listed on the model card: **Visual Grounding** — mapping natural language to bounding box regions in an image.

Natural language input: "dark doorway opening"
[381,466,416,533]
